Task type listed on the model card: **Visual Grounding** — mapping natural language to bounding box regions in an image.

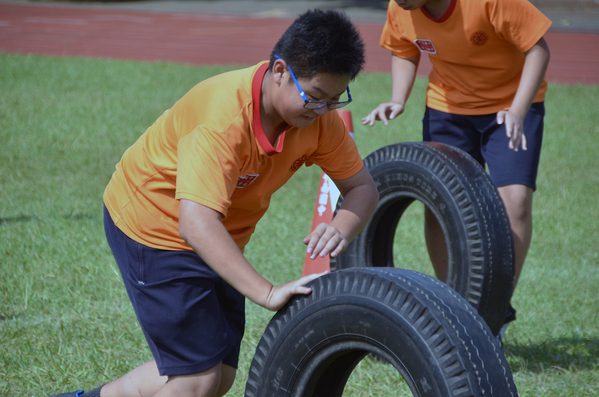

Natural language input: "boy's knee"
[216,365,236,396]
[164,364,225,396]
[498,185,533,220]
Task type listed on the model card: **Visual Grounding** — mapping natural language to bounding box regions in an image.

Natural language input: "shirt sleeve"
[380,0,422,59]
[175,126,240,217]
[488,0,552,52]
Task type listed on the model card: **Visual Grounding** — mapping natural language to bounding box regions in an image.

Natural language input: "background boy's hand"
[303,223,348,260]
[497,110,528,152]
[362,102,405,126]
[263,271,328,312]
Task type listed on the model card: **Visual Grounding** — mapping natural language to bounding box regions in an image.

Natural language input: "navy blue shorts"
[103,206,245,377]
[422,103,545,190]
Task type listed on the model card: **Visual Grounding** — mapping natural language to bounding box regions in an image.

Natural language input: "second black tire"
[331,142,514,335]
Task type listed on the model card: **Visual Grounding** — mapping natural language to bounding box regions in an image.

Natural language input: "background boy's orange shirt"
[381,0,552,115]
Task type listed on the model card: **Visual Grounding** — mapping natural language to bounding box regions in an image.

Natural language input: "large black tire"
[330,142,514,336]
[245,268,518,397]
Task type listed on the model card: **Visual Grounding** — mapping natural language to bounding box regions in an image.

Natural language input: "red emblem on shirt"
[236,174,259,188]
[471,32,488,46]
[414,39,436,54]
[290,155,309,171]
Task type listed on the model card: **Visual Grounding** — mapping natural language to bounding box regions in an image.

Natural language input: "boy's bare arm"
[362,54,420,126]
[303,166,379,259]
[179,199,324,311]
[497,37,551,151]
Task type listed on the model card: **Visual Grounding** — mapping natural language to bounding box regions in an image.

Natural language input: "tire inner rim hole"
[292,342,418,397]
[374,196,449,283]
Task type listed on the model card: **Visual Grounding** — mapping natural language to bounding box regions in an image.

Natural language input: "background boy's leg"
[424,207,448,281]
[497,184,534,290]
[424,184,533,290]
[422,107,482,284]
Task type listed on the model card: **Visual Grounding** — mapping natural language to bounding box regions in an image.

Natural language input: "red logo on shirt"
[236,174,259,188]
[414,39,436,54]
[290,155,309,171]
[471,32,488,46]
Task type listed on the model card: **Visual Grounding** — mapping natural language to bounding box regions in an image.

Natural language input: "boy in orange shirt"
[363,0,551,340]
[51,10,378,397]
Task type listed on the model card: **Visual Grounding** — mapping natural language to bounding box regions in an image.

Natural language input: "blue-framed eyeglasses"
[274,55,352,110]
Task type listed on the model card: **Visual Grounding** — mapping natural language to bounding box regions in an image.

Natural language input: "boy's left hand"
[497,110,528,152]
[264,271,329,312]
[303,223,348,260]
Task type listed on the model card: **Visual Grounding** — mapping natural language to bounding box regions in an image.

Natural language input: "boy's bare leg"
[497,184,534,290]
[101,360,236,397]
[424,207,448,281]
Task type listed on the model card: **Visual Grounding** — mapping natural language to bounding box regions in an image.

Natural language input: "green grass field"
[1,53,598,396]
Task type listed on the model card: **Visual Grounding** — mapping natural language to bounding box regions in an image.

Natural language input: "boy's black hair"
[269,9,365,80]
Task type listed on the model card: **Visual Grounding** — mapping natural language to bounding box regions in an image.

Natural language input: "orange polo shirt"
[381,0,552,115]
[103,62,363,252]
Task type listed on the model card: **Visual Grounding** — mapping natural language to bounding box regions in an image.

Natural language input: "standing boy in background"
[51,9,378,397]
[363,0,551,340]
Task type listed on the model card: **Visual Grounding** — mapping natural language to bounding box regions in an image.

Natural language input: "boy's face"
[276,71,351,129]
[393,0,429,11]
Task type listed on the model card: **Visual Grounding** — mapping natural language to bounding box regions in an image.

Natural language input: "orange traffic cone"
[301,109,354,277]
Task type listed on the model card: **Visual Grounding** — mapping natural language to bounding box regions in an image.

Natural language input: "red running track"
[1,2,598,84]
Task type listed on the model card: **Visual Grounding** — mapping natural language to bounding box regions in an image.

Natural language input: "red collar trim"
[421,0,456,23]
[252,62,287,156]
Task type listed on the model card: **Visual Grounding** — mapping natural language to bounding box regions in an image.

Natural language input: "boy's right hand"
[362,102,405,126]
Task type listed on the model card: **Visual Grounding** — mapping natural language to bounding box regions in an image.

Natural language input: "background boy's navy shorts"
[103,205,245,377]
[422,103,545,190]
